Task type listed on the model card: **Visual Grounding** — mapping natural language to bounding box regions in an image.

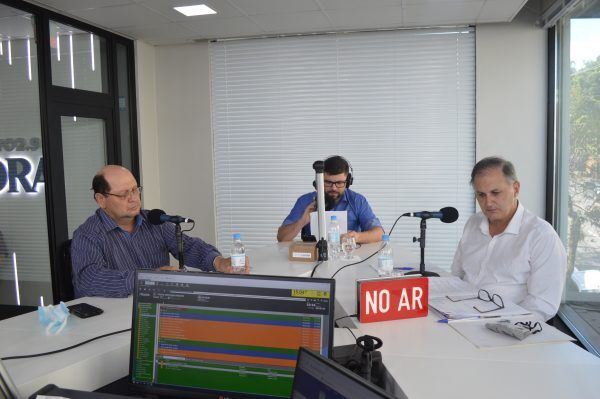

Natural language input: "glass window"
[61,116,107,237]
[116,42,132,169]
[556,1,600,353]
[50,20,108,92]
[0,4,52,306]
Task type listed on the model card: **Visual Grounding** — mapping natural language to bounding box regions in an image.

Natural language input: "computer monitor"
[129,270,336,399]
[291,347,401,399]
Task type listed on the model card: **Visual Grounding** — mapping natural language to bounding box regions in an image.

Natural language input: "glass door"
[0,4,50,307]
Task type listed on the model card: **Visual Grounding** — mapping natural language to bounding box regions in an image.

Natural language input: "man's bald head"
[92,165,134,195]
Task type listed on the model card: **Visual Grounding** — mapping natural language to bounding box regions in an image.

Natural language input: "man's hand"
[213,256,250,274]
[341,230,360,242]
[342,226,384,244]
[301,200,316,225]
[159,265,180,271]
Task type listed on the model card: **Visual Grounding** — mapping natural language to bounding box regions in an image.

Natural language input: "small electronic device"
[68,303,104,318]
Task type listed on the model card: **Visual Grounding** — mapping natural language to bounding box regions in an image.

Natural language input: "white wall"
[138,42,216,242]
[136,11,549,243]
[135,41,161,209]
[476,9,548,217]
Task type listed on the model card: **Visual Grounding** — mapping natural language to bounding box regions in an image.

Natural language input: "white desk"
[0,297,132,398]
[249,242,600,399]
[2,242,600,399]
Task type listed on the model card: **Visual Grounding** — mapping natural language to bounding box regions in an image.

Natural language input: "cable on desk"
[329,243,385,279]
[310,261,323,277]
[388,213,409,237]
[335,314,358,326]
[0,328,131,361]
[344,326,357,340]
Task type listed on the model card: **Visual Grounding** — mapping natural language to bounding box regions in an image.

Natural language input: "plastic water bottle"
[378,234,394,276]
[231,233,246,272]
[328,215,341,260]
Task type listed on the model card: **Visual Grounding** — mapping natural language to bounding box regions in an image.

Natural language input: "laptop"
[129,270,336,398]
[291,347,403,399]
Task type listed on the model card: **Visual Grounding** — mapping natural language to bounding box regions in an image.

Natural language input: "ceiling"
[19,0,532,45]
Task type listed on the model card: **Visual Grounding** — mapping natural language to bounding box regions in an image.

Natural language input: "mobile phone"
[68,303,104,318]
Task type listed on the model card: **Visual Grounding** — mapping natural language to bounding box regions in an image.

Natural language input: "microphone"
[148,209,194,225]
[407,207,459,223]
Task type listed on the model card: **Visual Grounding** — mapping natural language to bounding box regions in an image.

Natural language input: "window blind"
[210,27,475,269]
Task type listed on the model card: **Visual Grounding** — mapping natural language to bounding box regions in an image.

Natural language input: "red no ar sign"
[357,277,429,323]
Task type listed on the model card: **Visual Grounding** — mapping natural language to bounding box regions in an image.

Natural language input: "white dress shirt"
[451,202,567,321]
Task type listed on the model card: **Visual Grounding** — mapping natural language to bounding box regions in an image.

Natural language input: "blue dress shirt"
[71,209,221,298]
[281,189,382,237]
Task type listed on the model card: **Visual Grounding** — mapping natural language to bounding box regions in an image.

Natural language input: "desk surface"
[2,242,599,399]
[0,297,132,398]
[250,242,600,399]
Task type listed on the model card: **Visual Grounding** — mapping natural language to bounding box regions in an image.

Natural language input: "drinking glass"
[342,236,356,260]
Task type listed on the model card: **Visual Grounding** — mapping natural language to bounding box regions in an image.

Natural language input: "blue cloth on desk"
[281,189,382,237]
[72,209,220,298]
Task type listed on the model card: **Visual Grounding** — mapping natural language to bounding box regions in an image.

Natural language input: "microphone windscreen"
[148,209,166,225]
[440,207,459,223]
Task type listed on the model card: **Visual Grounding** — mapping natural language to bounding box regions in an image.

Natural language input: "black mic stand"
[313,160,328,261]
[175,223,185,270]
[405,218,439,277]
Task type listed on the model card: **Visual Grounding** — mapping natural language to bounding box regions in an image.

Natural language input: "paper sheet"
[449,315,575,348]
[429,295,531,319]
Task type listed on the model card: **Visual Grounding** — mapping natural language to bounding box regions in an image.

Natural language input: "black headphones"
[312,155,354,189]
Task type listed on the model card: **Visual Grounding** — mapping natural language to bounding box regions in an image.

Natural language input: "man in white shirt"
[452,157,567,321]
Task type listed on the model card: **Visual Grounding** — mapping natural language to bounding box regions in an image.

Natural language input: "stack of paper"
[429,294,531,320]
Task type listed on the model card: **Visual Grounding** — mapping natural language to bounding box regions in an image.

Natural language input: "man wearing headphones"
[277,156,384,244]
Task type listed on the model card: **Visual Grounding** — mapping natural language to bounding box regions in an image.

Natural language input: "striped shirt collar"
[96,208,144,233]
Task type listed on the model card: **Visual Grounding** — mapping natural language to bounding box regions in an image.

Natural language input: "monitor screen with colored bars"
[129,270,336,399]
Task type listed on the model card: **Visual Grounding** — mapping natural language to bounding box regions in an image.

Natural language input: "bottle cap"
[233,233,241,240]
[382,234,390,242]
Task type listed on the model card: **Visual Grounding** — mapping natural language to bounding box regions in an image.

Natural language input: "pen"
[394,267,414,271]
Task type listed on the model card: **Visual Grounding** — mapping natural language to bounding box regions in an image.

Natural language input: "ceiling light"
[174,4,217,16]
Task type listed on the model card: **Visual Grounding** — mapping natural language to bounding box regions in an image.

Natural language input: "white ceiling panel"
[181,16,265,39]
[116,22,196,44]
[318,0,402,9]
[33,0,135,11]
[139,0,244,21]
[18,0,532,45]
[227,0,321,15]
[67,4,170,29]
[325,6,404,30]
[251,11,332,34]
[403,2,483,25]
[479,0,528,22]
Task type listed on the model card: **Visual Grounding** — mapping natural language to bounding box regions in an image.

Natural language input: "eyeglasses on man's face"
[446,288,505,313]
[324,180,346,188]
[104,186,143,200]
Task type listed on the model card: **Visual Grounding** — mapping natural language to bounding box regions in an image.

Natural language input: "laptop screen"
[292,347,399,399]
[129,270,335,398]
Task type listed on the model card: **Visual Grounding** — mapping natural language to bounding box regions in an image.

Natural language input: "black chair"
[57,239,75,302]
